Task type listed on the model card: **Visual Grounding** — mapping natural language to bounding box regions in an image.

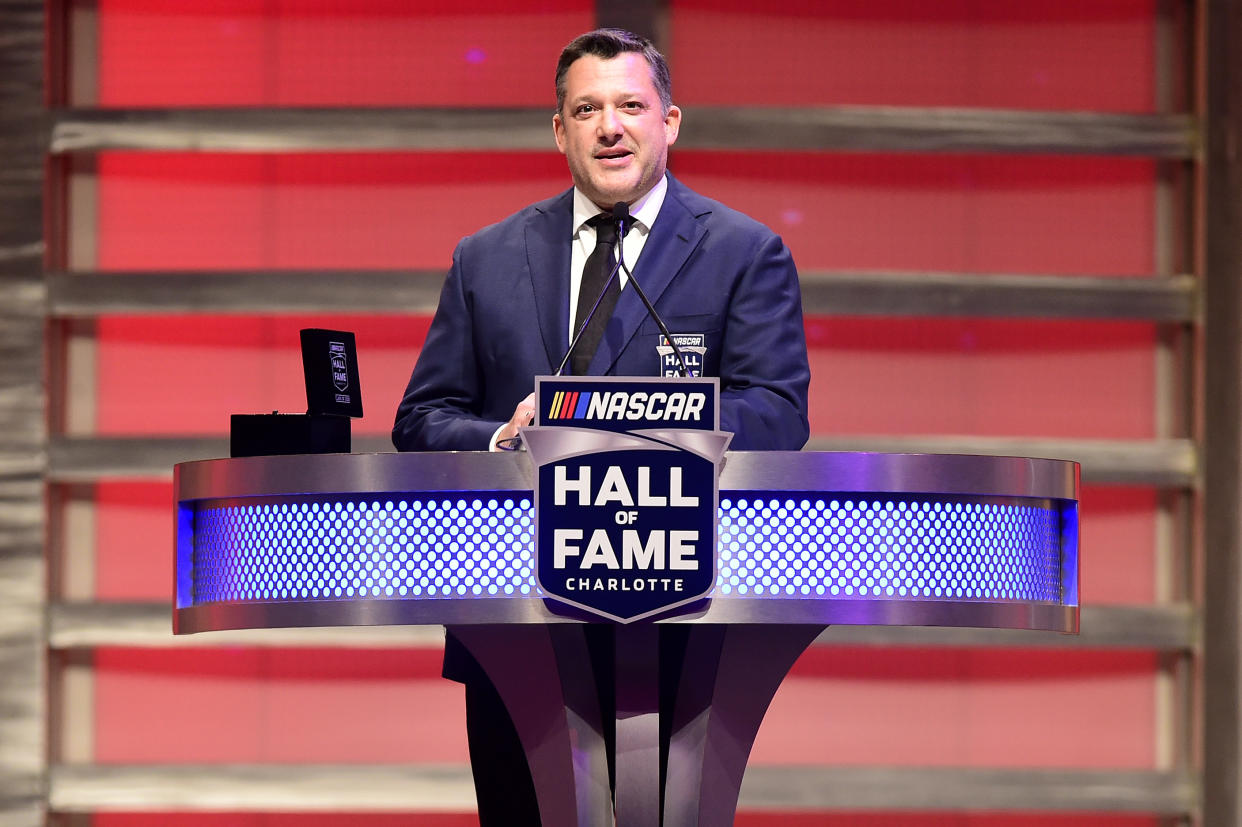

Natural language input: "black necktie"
[571,214,629,375]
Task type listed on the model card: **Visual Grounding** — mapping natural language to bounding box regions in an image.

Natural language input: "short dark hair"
[555,28,673,115]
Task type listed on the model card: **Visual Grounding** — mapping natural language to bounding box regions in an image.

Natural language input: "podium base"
[449,623,824,827]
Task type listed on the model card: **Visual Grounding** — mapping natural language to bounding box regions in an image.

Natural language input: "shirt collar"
[572,173,668,237]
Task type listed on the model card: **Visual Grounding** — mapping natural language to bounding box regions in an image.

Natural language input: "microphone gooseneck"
[554,212,627,376]
[553,201,692,378]
[610,202,692,378]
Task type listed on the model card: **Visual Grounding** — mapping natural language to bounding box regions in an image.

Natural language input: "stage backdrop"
[48,1,1186,824]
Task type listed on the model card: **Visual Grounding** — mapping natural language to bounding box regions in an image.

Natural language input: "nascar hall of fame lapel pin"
[522,377,730,622]
[657,333,706,377]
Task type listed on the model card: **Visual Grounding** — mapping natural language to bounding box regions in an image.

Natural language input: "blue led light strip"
[192,493,1063,606]
[716,497,1060,601]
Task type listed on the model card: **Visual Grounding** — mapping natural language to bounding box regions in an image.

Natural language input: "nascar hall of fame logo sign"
[657,333,705,377]
[328,341,350,400]
[522,377,730,623]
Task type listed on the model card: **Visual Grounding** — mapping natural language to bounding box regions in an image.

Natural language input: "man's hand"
[492,392,535,451]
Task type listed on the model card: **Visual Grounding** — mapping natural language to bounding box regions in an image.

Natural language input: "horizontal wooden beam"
[49,602,445,649]
[49,106,1197,157]
[46,270,1198,322]
[818,602,1196,651]
[47,601,1196,652]
[48,764,478,813]
[681,107,1197,158]
[45,435,1196,487]
[47,270,445,316]
[46,764,1196,815]
[739,766,1196,815]
[802,435,1196,488]
[799,271,1197,321]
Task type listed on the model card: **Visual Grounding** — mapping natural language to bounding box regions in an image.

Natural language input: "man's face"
[553,53,681,210]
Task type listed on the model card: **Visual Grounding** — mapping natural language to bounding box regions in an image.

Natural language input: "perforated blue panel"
[717,497,1061,601]
[194,497,536,603]
[191,492,1065,606]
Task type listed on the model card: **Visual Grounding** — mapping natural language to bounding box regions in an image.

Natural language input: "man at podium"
[392,27,810,825]
[393,28,810,455]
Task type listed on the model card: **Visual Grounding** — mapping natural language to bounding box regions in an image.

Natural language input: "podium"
[175,450,1078,826]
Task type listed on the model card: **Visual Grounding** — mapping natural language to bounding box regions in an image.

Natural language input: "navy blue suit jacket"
[392,174,810,452]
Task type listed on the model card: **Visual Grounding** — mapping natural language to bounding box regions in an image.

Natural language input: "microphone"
[609,202,692,378]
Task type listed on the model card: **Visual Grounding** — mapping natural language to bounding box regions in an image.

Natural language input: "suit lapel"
[526,190,574,372]
[590,178,709,375]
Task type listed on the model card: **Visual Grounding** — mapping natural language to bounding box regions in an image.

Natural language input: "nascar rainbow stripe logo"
[547,390,591,420]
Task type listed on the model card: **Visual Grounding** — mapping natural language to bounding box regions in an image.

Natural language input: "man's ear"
[663,105,682,146]
[553,113,567,155]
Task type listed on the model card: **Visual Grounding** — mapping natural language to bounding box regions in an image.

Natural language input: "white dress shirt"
[567,173,669,340]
